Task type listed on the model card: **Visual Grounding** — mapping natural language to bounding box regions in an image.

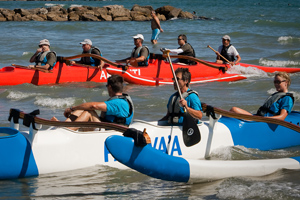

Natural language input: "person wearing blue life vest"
[28,39,57,70]
[70,39,104,69]
[230,72,294,121]
[116,34,150,67]
[160,68,203,124]
[51,75,134,130]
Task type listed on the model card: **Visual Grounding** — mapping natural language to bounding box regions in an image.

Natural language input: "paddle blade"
[182,112,201,147]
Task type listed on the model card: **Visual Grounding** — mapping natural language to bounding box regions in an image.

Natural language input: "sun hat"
[39,39,50,46]
[132,34,144,41]
[222,35,231,40]
[80,39,92,45]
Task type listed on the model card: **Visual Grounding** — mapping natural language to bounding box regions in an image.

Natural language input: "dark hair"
[175,68,191,87]
[107,75,124,93]
[178,34,187,43]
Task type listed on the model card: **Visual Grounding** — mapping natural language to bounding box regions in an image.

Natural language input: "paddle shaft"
[12,64,52,73]
[166,52,183,99]
[59,54,127,69]
[207,45,231,64]
[201,103,300,133]
[161,54,228,71]
[12,109,129,133]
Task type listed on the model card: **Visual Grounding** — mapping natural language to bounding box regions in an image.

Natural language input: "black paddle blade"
[182,112,201,147]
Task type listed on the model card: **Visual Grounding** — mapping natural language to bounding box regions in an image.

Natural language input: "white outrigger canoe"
[1,108,300,180]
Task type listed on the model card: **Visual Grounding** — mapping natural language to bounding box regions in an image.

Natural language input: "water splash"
[34,97,75,108]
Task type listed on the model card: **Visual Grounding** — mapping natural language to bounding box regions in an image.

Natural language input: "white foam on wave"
[259,58,300,67]
[34,97,75,108]
[210,146,233,160]
[7,91,43,101]
[22,52,30,56]
[217,180,300,199]
[70,4,83,8]
[45,3,65,7]
[227,64,268,77]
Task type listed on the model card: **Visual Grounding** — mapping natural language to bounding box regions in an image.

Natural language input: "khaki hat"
[133,34,144,41]
[222,35,231,40]
[80,39,92,45]
[39,39,50,46]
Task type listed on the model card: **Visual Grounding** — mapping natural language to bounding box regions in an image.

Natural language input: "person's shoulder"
[91,47,101,55]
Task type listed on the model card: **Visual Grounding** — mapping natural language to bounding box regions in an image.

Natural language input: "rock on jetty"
[0,4,197,22]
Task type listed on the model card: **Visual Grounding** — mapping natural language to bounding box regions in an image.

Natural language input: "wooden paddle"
[151,53,228,72]
[207,45,232,64]
[57,54,128,70]
[201,103,300,133]
[12,64,53,73]
[165,51,201,147]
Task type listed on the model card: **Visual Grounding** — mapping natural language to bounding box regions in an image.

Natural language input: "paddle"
[207,45,232,65]
[151,53,228,72]
[57,54,128,70]
[12,64,53,73]
[165,51,201,147]
[201,103,300,133]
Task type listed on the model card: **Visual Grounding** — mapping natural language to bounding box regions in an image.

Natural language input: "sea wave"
[259,58,300,67]
[70,4,83,8]
[227,64,268,77]
[22,52,30,56]
[34,97,75,108]
[45,3,65,7]
[7,90,43,101]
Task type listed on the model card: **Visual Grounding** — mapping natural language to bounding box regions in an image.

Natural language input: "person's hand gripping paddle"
[165,51,201,147]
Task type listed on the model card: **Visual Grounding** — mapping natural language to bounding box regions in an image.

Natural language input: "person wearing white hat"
[28,39,57,70]
[116,34,150,67]
[216,35,241,66]
[70,39,104,69]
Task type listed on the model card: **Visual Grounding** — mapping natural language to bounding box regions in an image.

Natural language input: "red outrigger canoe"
[105,55,300,86]
[0,62,110,86]
[1,53,300,86]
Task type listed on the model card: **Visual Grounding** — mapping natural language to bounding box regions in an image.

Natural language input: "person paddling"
[215,35,241,66]
[116,34,150,67]
[70,39,104,69]
[28,39,57,70]
[162,34,196,65]
[160,67,203,124]
[51,75,134,130]
[230,72,294,121]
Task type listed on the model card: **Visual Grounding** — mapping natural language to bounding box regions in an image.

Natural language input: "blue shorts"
[151,29,160,41]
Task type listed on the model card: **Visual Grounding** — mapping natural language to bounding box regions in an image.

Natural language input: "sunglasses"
[172,77,182,81]
[274,80,286,84]
[177,38,184,41]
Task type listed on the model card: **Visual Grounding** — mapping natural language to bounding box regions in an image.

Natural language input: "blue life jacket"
[36,51,57,69]
[82,46,102,66]
[101,93,134,126]
[256,92,294,116]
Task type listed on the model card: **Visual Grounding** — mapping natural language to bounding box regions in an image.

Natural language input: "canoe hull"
[1,111,300,179]
[0,62,110,86]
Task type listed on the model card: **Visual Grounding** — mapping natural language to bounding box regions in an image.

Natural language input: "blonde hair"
[275,72,291,87]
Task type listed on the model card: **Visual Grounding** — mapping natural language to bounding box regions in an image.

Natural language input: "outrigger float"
[1,105,300,180]
[1,54,300,86]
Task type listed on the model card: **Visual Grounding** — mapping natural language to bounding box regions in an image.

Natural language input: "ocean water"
[0,0,300,199]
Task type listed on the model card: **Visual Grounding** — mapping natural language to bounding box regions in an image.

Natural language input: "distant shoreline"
[0,4,208,22]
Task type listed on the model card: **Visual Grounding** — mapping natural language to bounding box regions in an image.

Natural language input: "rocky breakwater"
[0,4,198,22]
